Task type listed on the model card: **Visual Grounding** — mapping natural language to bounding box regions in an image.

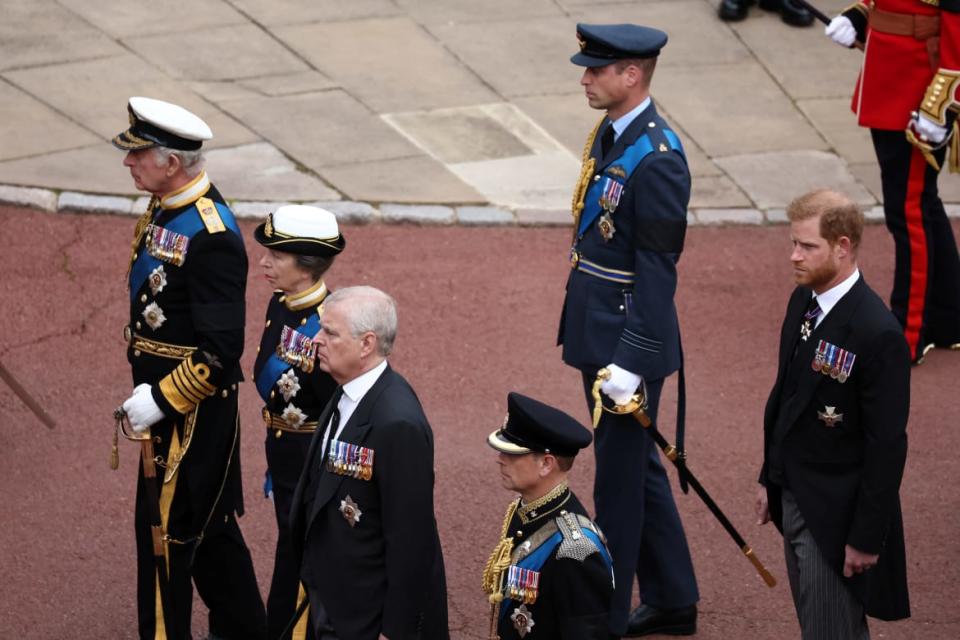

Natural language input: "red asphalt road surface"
[1,204,958,639]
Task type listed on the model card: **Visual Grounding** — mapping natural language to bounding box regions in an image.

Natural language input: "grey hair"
[152,146,205,178]
[326,286,398,357]
[294,253,335,281]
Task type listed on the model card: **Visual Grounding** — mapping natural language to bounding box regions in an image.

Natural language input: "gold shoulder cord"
[482,499,519,640]
[571,117,604,239]
[125,195,159,286]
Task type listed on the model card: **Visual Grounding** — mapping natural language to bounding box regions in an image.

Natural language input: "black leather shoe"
[718,0,753,21]
[624,604,697,637]
[759,0,814,27]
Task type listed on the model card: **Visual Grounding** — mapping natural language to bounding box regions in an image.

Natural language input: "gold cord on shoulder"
[126,196,158,286]
[571,117,604,236]
[482,499,519,640]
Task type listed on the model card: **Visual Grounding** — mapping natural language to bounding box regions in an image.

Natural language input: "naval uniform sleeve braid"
[846,328,910,555]
[154,225,246,415]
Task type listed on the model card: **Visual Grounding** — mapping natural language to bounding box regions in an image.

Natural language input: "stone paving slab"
[690,175,752,209]
[797,98,876,165]
[57,0,246,38]
[321,156,485,204]
[0,0,124,72]
[238,71,338,97]
[126,24,309,81]
[58,192,135,216]
[205,142,341,202]
[218,91,420,169]
[456,206,515,226]
[396,0,561,25]
[3,54,259,149]
[276,17,499,113]
[0,82,100,162]
[716,150,875,209]
[429,16,576,99]
[656,61,828,157]
[730,10,862,100]
[449,151,580,211]
[227,0,401,27]
[0,145,137,195]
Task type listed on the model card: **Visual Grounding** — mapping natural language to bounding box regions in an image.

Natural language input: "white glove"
[122,383,165,433]
[825,16,856,48]
[912,112,948,144]
[600,364,642,406]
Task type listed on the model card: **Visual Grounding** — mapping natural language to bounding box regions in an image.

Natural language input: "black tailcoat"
[761,275,911,620]
[290,365,449,640]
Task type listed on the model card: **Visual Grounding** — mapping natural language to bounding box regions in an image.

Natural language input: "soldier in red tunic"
[826,1,960,363]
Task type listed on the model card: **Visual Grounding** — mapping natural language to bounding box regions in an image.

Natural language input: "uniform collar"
[159,171,210,210]
[517,480,570,525]
[610,96,651,140]
[283,280,328,311]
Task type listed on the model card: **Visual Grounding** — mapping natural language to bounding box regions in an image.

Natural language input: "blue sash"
[255,312,322,402]
[129,201,240,301]
[500,527,612,621]
[578,129,684,237]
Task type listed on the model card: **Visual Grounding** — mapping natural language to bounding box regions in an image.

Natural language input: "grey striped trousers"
[782,490,870,640]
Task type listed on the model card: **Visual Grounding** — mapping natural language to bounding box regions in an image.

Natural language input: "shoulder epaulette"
[196,197,226,234]
[555,511,600,562]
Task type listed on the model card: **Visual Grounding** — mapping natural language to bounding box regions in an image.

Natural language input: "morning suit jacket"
[289,365,448,640]
[760,276,911,620]
[559,100,689,380]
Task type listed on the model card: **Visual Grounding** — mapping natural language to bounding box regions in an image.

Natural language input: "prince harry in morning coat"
[758,190,910,636]
[289,287,448,640]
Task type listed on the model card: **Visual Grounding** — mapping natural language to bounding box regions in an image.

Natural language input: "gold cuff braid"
[920,69,960,126]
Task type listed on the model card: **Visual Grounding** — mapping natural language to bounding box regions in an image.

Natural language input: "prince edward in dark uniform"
[482,392,614,640]
[114,97,265,639]
[558,25,698,638]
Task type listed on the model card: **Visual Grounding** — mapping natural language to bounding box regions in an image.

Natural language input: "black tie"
[600,124,615,157]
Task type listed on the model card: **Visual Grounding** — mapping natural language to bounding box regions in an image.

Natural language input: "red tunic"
[851,0,959,130]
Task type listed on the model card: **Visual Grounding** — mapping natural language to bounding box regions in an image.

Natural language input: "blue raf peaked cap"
[487,392,593,457]
[571,23,668,67]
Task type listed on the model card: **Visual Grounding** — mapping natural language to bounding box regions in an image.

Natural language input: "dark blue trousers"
[581,373,699,635]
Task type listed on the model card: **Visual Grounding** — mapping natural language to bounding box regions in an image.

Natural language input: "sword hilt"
[591,368,652,428]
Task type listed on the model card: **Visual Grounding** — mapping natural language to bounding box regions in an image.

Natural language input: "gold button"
[133,350,141,357]
[224,515,229,523]
[135,321,142,330]
[270,391,275,399]
[221,389,228,398]
[266,319,271,327]
[300,318,307,326]
[648,122,656,128]
[279,295,286,303]
[256,345,261,353]
[231,383,237,390]
[133,252,138,260]
[140,294,148,303]
[593,175,601,182]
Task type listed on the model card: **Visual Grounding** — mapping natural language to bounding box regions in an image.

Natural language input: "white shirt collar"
[611,97,652,140]
[813,268,860,324]
[342,359,388,404]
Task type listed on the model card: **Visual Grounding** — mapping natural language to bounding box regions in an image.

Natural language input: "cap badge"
[264,213,274,238]
[817,406,843,428]
[339,495,362,527]
[577,32,586,51]
[510,603,536,637]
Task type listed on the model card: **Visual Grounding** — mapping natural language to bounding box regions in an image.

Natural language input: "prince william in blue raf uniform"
[559,24,699,638]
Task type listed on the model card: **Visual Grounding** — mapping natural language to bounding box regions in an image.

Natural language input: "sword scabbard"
[742,545,777,588]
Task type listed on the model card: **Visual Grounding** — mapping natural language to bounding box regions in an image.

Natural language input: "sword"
[113,408,171,615]
[0,358,56,429]
[592,369,777,588]
[794,0,865,51]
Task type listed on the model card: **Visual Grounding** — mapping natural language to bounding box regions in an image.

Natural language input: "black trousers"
[581,374,698,635]
[265,430,315,640]
[135,444,266,639]
[871,128,960,358]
